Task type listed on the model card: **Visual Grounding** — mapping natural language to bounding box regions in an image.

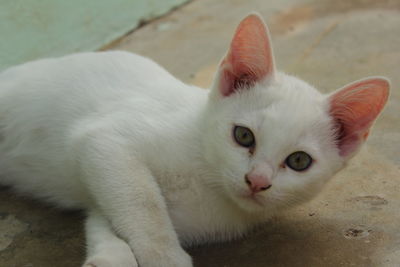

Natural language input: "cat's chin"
[231,191,272,213]
[242,193,266,207]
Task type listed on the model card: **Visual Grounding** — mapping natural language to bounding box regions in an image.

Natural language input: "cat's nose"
[245,173,272,193]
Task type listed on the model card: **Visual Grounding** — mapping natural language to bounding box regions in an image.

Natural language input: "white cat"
[0,13,389,267]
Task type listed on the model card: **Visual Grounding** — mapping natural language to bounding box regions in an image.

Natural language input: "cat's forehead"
[232,74,330,147]
[219,72,329,135]
[234,74,325,118]
[237,95,328,133]
[261,98,328,135]
[263,73,322,103]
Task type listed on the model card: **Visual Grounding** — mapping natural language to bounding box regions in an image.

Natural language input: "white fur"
[0,49,352,267]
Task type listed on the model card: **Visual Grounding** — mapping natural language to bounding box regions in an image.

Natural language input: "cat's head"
[202,14,389,213]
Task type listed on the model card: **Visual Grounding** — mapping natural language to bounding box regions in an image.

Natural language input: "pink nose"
[245,173,272,193]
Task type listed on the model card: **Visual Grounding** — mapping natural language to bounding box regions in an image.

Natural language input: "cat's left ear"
[211,13,275,98]
[328,77,390,158]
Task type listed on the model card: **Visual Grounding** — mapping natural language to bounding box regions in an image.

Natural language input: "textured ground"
[1,0,399,266]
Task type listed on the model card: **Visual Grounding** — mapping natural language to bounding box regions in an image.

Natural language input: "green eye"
[233,126,255,148]
[285,151,313,171]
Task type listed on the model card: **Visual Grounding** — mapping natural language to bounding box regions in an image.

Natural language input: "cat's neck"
[142,87,212,180]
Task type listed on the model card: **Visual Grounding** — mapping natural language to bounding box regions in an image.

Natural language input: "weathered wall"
[0,0,189,70]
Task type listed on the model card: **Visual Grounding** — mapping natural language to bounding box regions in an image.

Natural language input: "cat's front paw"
[83,253,138,267]
[136,246,192,267]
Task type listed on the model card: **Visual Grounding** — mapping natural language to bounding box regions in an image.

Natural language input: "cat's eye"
[233,126,255,148]
[285,151,313,171]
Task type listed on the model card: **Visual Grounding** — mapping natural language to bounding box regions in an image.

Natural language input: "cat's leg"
[83,210,138,267]
[78,136,192,267]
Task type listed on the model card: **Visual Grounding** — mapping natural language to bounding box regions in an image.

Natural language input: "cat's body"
[0,51,266,242]
[0,14,389,267]
[0,51,206,211]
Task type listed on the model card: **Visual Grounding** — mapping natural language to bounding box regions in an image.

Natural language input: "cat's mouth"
[241,192,266,207]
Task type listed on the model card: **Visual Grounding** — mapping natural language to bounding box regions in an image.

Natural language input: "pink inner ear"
[219,14,275,96]
[329,78,389,157]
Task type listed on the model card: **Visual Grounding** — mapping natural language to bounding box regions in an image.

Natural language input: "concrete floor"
[1,0,400,266]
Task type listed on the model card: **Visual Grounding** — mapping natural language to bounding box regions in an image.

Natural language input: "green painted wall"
[0,0,188,71]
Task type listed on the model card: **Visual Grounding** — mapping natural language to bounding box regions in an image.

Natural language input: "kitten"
[0,13,389,267]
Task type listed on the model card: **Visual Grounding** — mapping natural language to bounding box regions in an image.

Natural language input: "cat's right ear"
[211,13,275,98]
[328,77,390,159]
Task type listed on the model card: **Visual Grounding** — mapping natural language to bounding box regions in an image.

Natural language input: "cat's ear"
[211,13,275,98]
[329,77,390,158]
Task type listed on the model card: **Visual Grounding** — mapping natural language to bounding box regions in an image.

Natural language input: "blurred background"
[0,0,190,71]
[0,0,399,266]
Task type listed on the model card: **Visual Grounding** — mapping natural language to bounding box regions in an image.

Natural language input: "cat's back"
[0,51,185,104]
[0,51,204,207]
[0,51,202,132]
